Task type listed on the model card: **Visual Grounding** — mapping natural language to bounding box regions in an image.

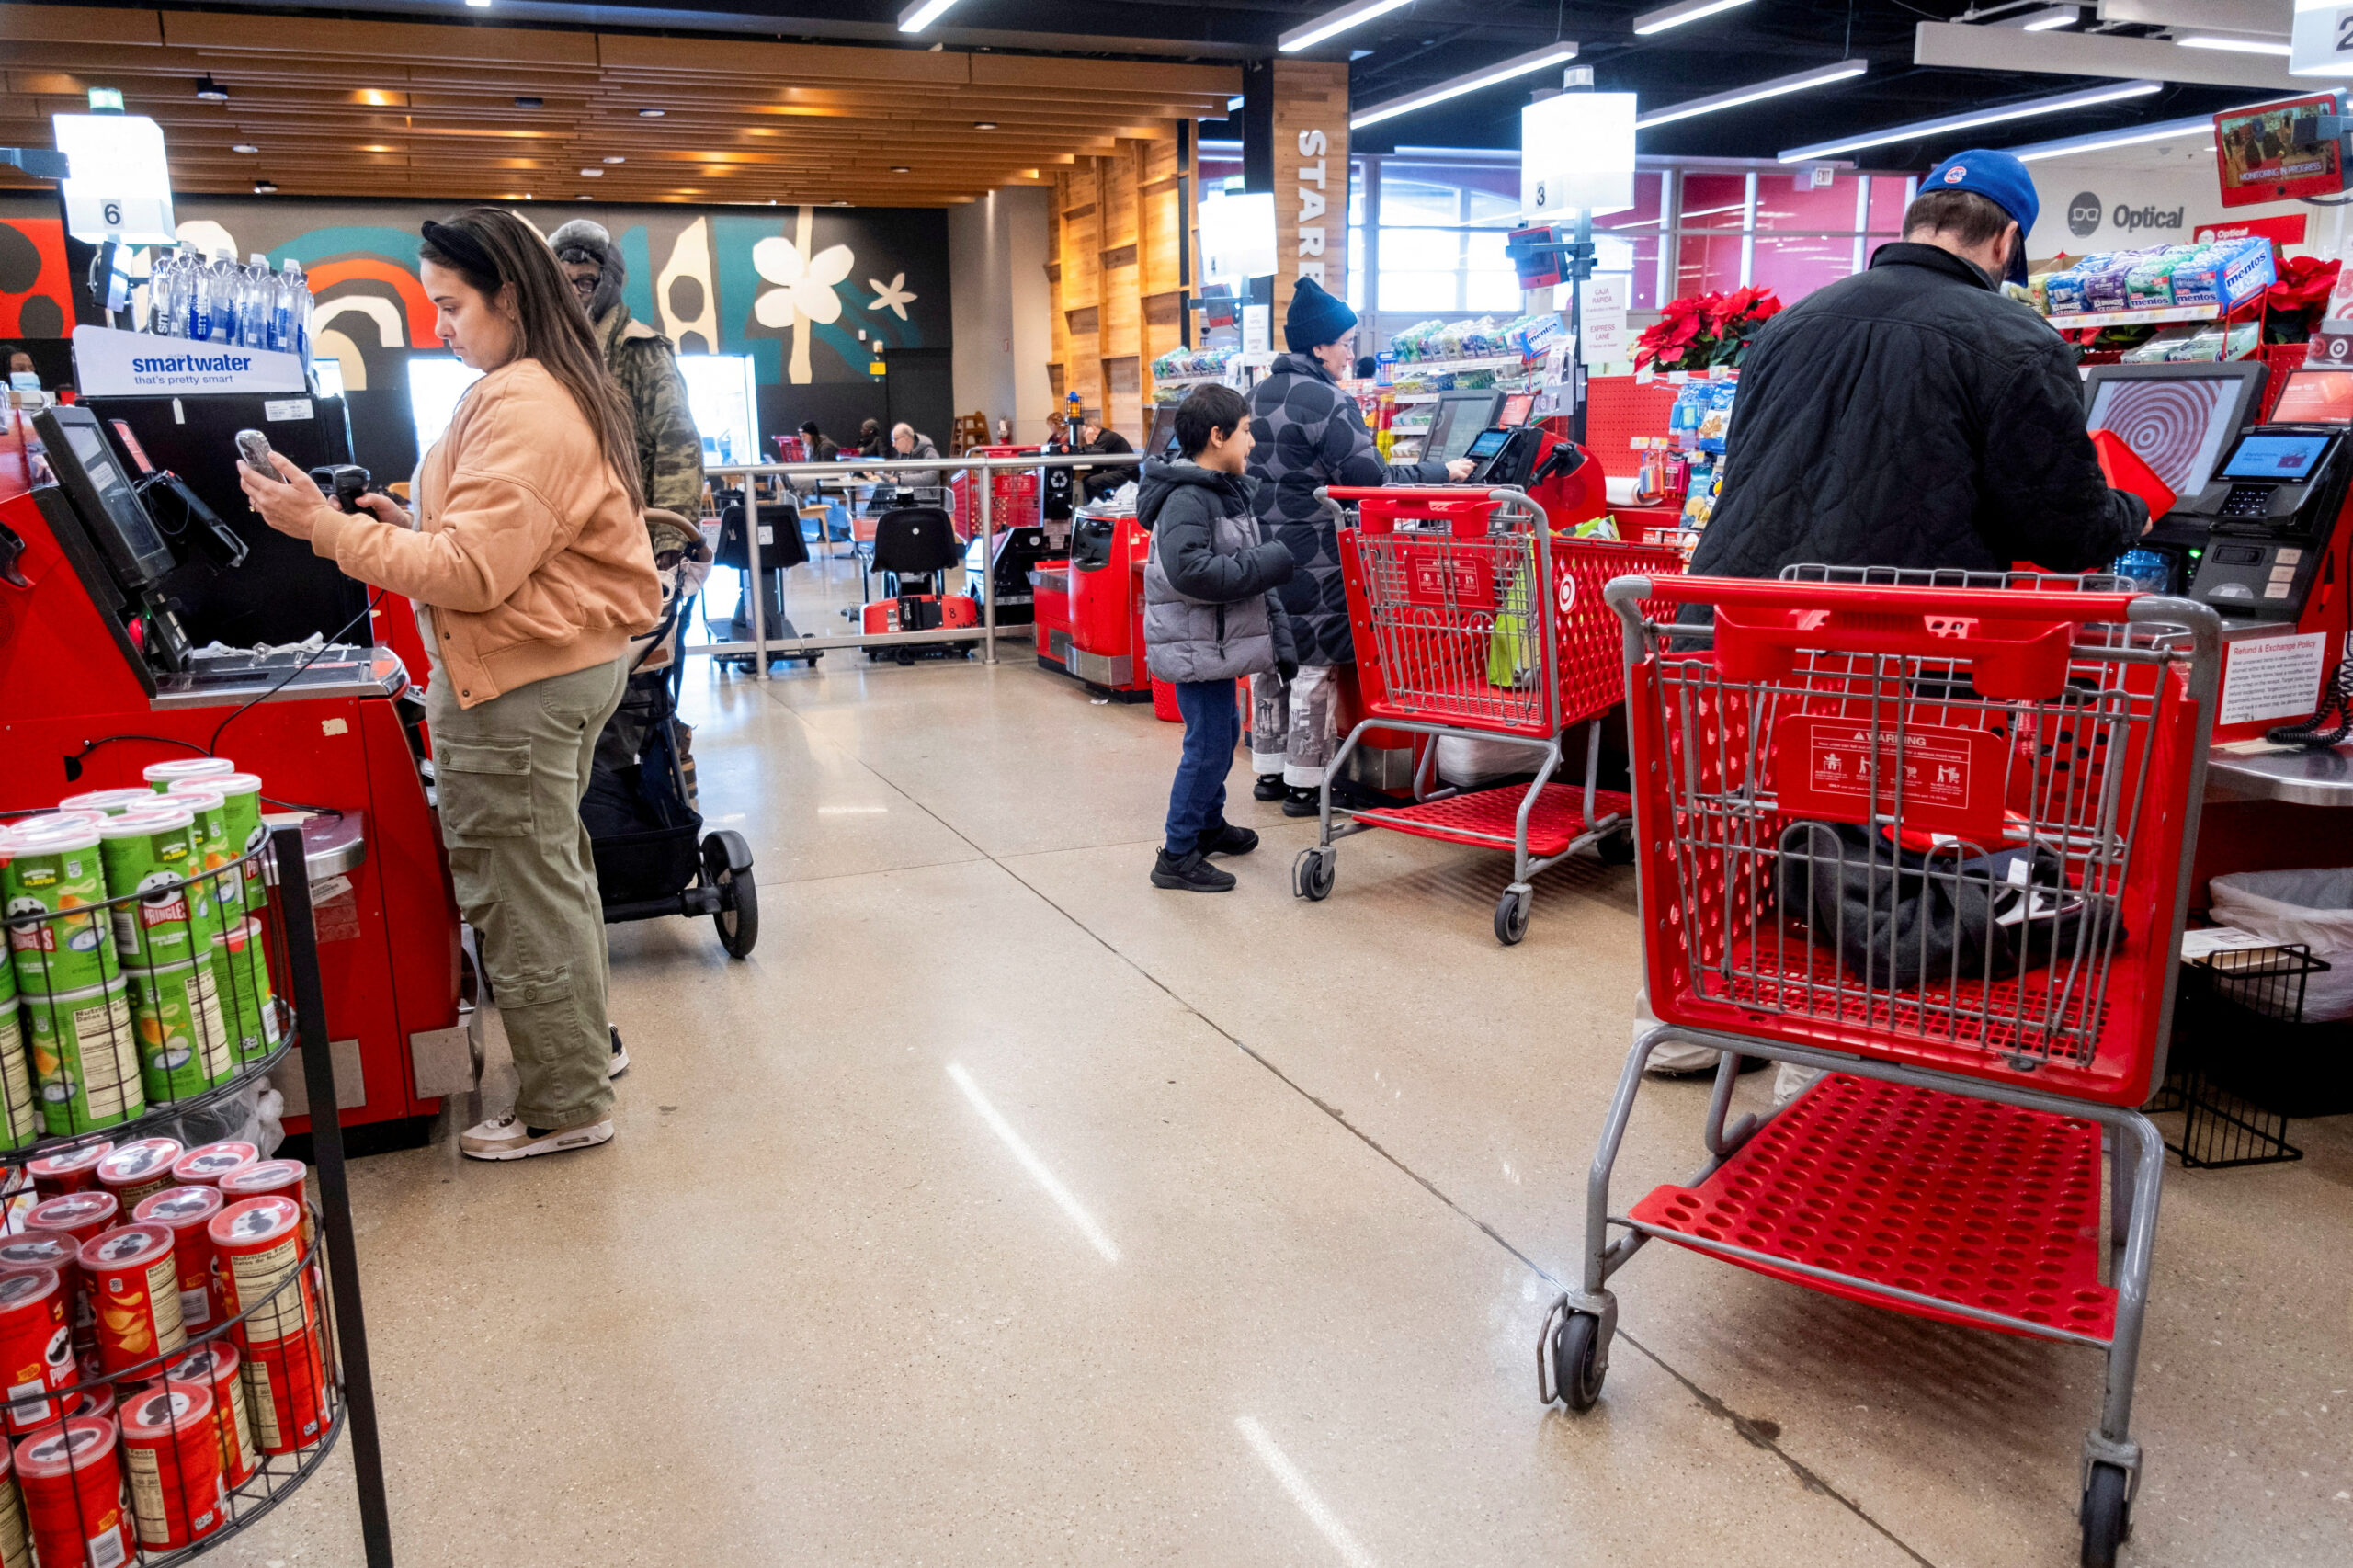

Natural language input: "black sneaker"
[1282,786,1322,818]
[1151,848,1237,892]
[1253,774,1285,801]
[608,1026,630,1079]
[1200,823,1259,857]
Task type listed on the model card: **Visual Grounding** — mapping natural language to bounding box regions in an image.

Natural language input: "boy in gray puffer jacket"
[1141,384,1298,892]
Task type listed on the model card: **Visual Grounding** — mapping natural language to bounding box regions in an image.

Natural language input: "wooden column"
[1047,126,1199,442]
[1269,57,1350,329]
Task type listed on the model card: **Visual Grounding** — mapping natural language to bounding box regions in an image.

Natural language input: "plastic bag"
[1434,734,1540,788]
[2209,868,2353,1020]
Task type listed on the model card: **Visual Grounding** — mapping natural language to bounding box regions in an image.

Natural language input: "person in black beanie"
[1245,278,1472,816]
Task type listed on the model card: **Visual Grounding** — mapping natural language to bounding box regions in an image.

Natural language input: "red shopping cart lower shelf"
[1628,1074,2116,1341]
[1349,783,1631,858]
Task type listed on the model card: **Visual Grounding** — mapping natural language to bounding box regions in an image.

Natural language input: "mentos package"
[2082,259,2141,313]
[2171,237,2276,310]
[2124,249,2193,309]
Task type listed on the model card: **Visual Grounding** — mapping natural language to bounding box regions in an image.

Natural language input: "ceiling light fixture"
[891,165,911,173]
[1778,77,2162,162]
[1631,0,1751,36]
[1996,5,2079,29]
[580,167,603,176]
[1226,95,1245,112]
[253,180,277,194]
[1635,59,1867,131]
[897,0,960,33]
[639,108,665,118]
[973,120,996,130]
[232,142,258,154]
[1350,42,1581,130]
[195,76,228,102]
[604,155,625,164]
[2177,35,2294,57]
[465,0,491,7]
[2010,113,2215,162]
[1279,0,1415,54]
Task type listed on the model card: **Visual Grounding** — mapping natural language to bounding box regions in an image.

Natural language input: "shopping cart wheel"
[2079,1462,2131,1568]
[1293,846,1335,902]
[1543,1306,1606,1412]
[1494,886,1532,946]
[1596,827,1635,867]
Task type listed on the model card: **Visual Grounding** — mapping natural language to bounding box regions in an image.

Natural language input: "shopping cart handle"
[1649,576,2151,702]
[1319,486,1521,504]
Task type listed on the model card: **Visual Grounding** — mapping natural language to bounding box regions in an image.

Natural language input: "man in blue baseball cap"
[1684,145,2148,588]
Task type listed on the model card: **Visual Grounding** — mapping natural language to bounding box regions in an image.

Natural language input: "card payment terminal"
[2176,424,2350,619]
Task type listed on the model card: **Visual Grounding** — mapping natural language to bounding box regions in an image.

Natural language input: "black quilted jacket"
[1688,244,2147,582]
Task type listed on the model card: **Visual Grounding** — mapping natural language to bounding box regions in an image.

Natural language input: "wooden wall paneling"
[1267,58,1349,327]
[1046,180,1068,406]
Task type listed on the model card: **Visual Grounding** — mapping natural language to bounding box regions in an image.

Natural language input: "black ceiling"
[150,0,2262,168]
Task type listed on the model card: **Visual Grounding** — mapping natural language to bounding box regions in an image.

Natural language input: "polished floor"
[229,598,2352,1567]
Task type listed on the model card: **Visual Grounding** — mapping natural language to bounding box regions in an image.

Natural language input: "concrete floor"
[225,615,2352,1568]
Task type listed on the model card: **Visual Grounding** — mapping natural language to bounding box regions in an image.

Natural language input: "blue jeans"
[1165,679,1242,855]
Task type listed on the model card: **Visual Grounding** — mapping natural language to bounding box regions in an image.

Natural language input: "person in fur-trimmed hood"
[549,219,706,523]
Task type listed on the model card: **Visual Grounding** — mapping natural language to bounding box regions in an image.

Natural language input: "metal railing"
[699,449,1144,674]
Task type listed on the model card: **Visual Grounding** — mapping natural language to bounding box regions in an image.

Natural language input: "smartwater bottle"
[206,251,240,343]
[236,254,271,348]
[147,250,181,335]
[272,259,310,358]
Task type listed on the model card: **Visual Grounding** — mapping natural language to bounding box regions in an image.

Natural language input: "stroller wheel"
[702,832,759,959]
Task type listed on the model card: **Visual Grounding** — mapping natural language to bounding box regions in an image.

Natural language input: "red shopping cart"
[1543,571,2221,1568]
[1290,485,1683,944]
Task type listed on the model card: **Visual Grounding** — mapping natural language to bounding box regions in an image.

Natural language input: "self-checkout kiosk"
[0,397,460,1144]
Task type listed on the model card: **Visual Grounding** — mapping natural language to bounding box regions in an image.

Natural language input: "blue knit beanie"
[1284,278,1358,353]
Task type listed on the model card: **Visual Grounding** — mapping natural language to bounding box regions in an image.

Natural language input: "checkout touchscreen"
[2270,369,2353,426]
[2220,432,2336,480]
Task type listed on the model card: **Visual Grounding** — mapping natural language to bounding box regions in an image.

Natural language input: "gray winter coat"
[1247,351,1449,666]
[1140,460,1297,683]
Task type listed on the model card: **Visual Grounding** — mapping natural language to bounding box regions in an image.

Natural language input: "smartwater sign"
[72,324,307,397]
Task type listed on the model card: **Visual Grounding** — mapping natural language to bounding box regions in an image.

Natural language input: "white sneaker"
[459,1112,612,1161]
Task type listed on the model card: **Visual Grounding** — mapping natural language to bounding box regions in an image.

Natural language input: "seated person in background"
[858,417,885,458]
[890,422,944,492]
[799,420,839,462]
[1077,414,1134,505]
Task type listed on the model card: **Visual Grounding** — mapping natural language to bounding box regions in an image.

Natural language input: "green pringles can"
[23,978,144,1134]
[55,788,167,817]
[0,992,40,1146]
[3,817,119,996]
[142,757,236,794]
[164,784,244,933]
[97,805,212,973]
[211,918,280,1063]
[127,955,235,1101]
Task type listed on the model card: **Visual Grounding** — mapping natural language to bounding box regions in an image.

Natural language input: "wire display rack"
[2150,944,2325,1169]
[0,821,392,1565]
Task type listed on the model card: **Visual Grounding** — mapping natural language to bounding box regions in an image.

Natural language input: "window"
[1667,169,1915,306]
[1375,162,1526,313]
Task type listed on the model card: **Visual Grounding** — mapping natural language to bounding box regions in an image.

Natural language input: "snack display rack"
[0,823,392,1566]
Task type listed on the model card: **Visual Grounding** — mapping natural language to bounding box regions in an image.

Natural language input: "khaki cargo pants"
[426,656,627,1130]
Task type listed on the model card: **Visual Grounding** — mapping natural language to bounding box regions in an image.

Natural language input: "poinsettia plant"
[2264,254,2343,344]
[1632,287,1785,370]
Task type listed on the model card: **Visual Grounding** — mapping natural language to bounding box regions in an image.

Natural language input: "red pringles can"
[13,1417,129,1568]
[77,1225,187,1379]
[207,1198,326,1453]
[63,1385,113,1424]
[170,1142,256,1189]
[119,1380,224,1549]
[216,1160,308,1249]
[23,1144,110,1203]
[94,1139,183,1219]
[133,1187,223,1336]
[25,1193,118,1256]
[0,1269,72,1439]
[166,1345,255,1487]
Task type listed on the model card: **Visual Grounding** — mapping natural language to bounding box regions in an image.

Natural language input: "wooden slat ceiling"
[0,4,1240,206]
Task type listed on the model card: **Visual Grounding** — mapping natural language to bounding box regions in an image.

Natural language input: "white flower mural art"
[867,273,916,320]
[753,208,853,385]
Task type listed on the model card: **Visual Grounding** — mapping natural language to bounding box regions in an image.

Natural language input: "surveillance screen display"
[2221,432,2335,481]
[2273,369,2353,426]
[2086,375,2243,500]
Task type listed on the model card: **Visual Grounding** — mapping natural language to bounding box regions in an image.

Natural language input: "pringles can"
[23,982,142,1135]
[208,1197,327,1453]
[170,1142,255,1189]
[95,1139,184,1219]
[166,1344,255,1488]
[133,1187,224,1336]
[127,960,233,1102]
[2,818,118,997]
[78,1224,187,1378]
[27,1192,117,1358]
[0,996,38,1149]
[119,1380,225,1549]
[0,1269,71,1438]
[96,807,208,972]
[216,1161,307,1250]
[24,1145,110,1201]
[53,790,164,818]
[162,785,243,931]
[209,920,278,1064]
[12,1416,131,1568]
[141,759,234,793]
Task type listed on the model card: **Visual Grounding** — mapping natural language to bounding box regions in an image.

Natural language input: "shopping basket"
[1290,484,1683,944]
[1540,570,2220,1568]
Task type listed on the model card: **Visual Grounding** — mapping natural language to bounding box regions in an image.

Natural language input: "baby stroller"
[584,528,758,959]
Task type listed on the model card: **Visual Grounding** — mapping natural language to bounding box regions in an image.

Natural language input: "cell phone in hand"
[233,428,273,471]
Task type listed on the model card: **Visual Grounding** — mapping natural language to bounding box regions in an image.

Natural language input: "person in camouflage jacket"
[550,220,706,527]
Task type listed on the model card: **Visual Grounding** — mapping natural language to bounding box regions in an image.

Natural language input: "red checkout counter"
[1033,499,1153,699]
[0,401,460,1145]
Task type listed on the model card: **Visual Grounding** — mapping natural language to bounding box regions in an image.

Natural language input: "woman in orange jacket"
[242,208,660,1163]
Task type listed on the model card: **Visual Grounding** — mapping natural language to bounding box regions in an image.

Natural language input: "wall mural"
[0,193,949,403]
